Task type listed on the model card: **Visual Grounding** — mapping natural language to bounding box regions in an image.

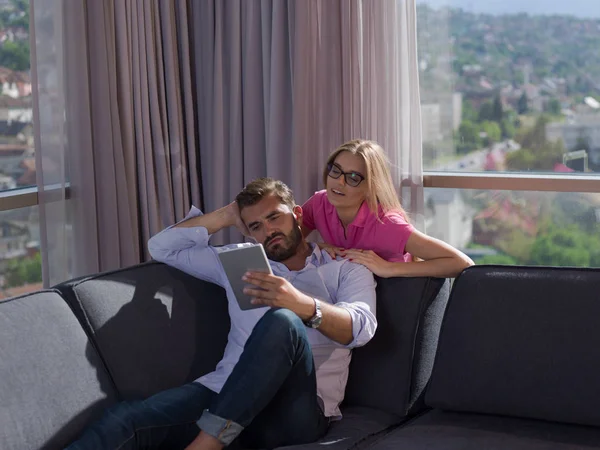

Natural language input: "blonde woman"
[301,139,473,278]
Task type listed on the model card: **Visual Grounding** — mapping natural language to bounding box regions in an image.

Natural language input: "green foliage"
[455,120,481,154]
[0,0,30,71]
[546,98,562,116]
[517,93,529,114]
[574,136,590,152]
[478,101,495,122]
[4,252,42,288]
[506,116,565,171]
[528,225,600,267]
[0,39,29,71]
[477,254,518,265]
[501,118,516,139]
[480,121,501,145]
[462,99,478,122]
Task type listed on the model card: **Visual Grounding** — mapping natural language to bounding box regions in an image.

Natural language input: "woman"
[301,139,473,278]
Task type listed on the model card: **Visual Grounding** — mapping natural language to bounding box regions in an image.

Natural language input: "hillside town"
[0,0,40,293]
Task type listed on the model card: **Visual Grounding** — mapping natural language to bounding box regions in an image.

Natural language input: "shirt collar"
[308,243,325,265]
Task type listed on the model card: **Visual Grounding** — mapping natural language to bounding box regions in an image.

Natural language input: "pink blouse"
[302,190,414,262]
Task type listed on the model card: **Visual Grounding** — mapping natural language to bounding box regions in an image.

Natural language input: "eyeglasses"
[327,163,365,187]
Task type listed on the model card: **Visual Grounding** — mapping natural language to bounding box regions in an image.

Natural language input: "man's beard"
[263,219,303,262]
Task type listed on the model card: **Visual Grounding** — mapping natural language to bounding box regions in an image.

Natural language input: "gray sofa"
[1,263,600,449]
[0,261,449,449]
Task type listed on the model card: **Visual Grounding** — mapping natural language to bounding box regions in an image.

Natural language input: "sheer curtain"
[31,0,201,286]
[193,0,424,244]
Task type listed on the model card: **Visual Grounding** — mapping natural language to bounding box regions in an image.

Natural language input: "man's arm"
[331,262,377,348]
[241,264,377,346]
[172,202,248,235]
[147,203,241,287]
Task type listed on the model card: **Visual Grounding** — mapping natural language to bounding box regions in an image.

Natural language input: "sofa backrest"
[426,265,600,428]
[54,262,230,401]
[0,291,118,450]
[344,276,450,418]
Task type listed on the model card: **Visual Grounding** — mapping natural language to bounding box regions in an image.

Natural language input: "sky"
[420,0,600,19]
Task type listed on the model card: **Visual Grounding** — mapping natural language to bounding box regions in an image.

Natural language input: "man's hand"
[242,272,316,320]
[225,201,250,236]
[175,201,250,236]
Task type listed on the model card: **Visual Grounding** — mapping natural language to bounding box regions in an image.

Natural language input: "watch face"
[310,317,322,328]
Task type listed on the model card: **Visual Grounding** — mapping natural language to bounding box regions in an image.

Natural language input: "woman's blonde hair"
[323,139,410,222]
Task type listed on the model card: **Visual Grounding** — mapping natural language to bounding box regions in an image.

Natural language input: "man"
[67,178,377,450]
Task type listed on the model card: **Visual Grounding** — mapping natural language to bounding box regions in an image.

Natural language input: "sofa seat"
[367,410,600,449]
[280,407,399,450]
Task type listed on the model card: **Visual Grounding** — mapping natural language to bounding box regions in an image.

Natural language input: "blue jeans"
[66,309,329,449]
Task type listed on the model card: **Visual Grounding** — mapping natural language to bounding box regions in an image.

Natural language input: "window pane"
[417,1,600,175]
[425,187,600,267]
[0,0,33,191]
[0,205,41,297]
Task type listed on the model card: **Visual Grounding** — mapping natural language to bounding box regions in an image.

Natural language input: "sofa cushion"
[54,261,230,400]
[0,291,118,450]
[276,407,398,450]
[366,410,600,449]
[426,265,600,427]
[344,276,450,417]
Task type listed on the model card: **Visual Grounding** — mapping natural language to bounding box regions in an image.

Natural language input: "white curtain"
[193,0,424,244]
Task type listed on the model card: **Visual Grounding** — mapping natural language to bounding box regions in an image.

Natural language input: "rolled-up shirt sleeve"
[333,262,377,349]
[147,206,227,288]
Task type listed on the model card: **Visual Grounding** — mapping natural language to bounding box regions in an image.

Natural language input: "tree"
[546,98,562,116]
[506,116,565,171]
[492,95,504,122]
[0,39,30,71]
[481,121,501,146]
[528,225,600,267]
[517,92,529,114]
[462,99,478,122]
[501,118,516,139]
[455,120,481,154]
[574,135,590,152]
[478,101,495,122]
[4,252,42,288]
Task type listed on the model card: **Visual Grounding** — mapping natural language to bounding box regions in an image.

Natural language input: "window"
[418,1,600,267]
[0,0,40,294]
[417,1,600,174]
[425,188,600,267]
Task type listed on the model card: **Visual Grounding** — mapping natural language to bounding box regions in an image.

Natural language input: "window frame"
[424,172,600,193]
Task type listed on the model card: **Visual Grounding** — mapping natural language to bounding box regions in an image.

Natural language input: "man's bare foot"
[185,431,224,450]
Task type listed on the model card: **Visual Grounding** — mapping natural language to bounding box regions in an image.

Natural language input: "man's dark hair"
[235,178,296,212]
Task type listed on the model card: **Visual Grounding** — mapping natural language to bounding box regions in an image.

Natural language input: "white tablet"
[217,244,273,310]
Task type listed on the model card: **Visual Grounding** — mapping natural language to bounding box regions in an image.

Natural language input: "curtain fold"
[31,0,202,286]
[193,0,424,244]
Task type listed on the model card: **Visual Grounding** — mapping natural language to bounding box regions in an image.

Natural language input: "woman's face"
[325,151,368,209]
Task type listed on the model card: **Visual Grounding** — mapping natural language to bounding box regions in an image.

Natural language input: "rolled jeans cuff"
[197,409,244,446]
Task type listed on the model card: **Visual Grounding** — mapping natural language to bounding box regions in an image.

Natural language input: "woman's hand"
[317,242,345,259]
[341,249,397,278]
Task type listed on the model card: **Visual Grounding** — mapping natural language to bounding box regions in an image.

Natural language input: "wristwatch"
[306,298,323,329]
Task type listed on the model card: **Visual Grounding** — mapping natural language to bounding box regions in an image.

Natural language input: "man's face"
[240,195,303,262]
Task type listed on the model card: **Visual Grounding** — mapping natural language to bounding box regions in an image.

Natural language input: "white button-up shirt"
[148,207,377,418]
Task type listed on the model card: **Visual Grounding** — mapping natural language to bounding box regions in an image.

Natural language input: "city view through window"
[0,0,40,295]
[418,0,600,267]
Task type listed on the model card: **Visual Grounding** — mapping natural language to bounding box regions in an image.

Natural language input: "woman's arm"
[342,229,474,278]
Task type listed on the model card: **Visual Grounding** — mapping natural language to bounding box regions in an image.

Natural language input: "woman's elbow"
[453,253,475,276]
